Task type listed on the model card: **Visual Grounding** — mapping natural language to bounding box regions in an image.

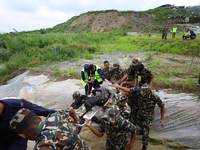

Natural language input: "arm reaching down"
[85,119,102,137]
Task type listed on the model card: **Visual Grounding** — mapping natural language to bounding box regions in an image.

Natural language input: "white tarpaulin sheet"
[0,72,200,149]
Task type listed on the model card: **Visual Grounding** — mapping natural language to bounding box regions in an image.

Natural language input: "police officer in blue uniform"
[0,97,56,150]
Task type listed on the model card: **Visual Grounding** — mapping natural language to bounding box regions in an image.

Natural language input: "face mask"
[141,88,149,97]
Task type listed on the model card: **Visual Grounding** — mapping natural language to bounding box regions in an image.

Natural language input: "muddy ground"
[27,51,200,95]
[23,51,200,150]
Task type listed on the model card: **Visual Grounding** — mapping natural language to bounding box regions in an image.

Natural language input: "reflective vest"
[81,69,90,86]
[173,28,177,32]
[94,65,103,82]
[184,31,189,36]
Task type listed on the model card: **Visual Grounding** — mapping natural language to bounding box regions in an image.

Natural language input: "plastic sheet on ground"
[152,90,200,149]
[0,72,200,149]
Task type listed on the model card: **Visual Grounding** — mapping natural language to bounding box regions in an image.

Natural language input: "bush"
[0,48,11,61]
[88,46,97,54]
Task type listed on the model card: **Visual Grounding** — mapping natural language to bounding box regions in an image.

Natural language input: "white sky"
[0,0,199,33]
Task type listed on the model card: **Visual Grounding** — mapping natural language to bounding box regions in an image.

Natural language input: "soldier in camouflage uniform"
[102,60,113,81]
[121,58,141,84]
[137,63,154,90]
[9,108,91,150]
[137,83,165,150]
[112,81,141,125]
[111,62,126,83]
[115,92,131,120]
[85,105,136,150]
[113,83,165,150]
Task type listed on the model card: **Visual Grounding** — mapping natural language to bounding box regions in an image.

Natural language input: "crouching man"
[85,105,136,150]
[9,107,91,150]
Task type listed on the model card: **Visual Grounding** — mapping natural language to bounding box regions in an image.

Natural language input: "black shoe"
[142,145,147,150]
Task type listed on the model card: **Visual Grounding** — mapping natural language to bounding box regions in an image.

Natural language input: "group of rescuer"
[1,58,165,150]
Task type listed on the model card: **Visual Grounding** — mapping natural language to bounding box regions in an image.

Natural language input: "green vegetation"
[0,31,199,93]
[13,7,193,35]
[138,7,190,23]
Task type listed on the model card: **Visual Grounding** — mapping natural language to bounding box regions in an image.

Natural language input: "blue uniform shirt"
[0,97,56,150]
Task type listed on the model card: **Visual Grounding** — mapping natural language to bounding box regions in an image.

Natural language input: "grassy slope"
[22,7,192,34]
[0,31,199,93]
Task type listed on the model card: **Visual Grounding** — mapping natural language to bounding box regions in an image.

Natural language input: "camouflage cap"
[113,62,119,69]
[72,91,80,99]
[116,92,127,105]
[132,58,138,64]
[9,108,34,131]
[106,105,120,123]
[141,83,150,96]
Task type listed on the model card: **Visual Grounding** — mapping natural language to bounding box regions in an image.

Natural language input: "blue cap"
[84,64,89,72]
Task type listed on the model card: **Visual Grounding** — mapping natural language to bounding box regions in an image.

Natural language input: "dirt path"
[28,51,200,95]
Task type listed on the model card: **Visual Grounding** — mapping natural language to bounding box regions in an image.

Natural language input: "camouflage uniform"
[99,106,136,150]
[126,64,138,80]
[137,68,154,86]
[128,85,141,125]
[111,68,126,81]
[10,108,91,150]
[119,105,131,120]
[137,92,164,147]
[115,92,130,120]
[102,67,113,81]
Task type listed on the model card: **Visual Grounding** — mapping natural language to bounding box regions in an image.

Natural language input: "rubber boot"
[142,145,147,150]
[197,74,200,87]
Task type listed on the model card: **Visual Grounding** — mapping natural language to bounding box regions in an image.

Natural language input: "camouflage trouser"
[106,137,128,150]
[106,142,126,150]
[129,106,139,125]
[137,117,153,146]
[106,144,125,150]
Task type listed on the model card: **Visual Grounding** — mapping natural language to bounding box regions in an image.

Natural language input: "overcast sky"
[0,0,199,33]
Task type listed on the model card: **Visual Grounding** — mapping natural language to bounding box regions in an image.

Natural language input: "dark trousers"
[182,35,189,39]
[162,33,167,39]
[190,36,196,40]
[172,32,176,38]
[85,83,92,95]
[0,137,27,150]
[92,80,103,88]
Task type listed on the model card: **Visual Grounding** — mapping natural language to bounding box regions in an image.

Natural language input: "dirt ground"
[64,11,159,33]
[79,126,172,150]
[28,51,200,95]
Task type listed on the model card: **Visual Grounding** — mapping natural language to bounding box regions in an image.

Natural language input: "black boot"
[197,74,200,87]
[142,145,147,150]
